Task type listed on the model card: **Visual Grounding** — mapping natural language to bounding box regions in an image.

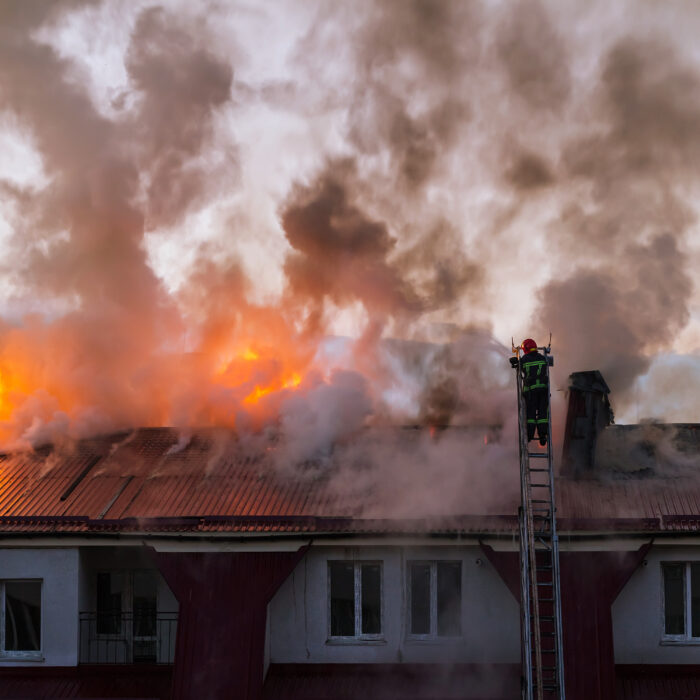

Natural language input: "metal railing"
[79,612,178,664]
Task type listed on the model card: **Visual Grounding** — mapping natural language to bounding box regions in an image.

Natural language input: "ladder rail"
[519,507,534,700]
[517,360,534,700]
[544,349,566,700]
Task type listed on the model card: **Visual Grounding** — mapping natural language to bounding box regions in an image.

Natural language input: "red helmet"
[522,338,537,353]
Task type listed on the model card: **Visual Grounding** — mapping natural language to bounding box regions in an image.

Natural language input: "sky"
[1,0,700,450]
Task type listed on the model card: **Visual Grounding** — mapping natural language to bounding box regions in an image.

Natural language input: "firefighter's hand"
[509,357,519,368]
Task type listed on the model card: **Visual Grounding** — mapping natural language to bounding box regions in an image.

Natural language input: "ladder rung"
[527,453,548,459]
[528,467,550,472]
[531,499,551,503]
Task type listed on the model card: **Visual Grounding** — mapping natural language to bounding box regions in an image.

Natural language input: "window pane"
[692,564,700,638]
[4,581,41,651]
[410,564,431,635]
[330,562,355,636]
[97,572,124,635]
[361,564,381,635]
[663,564,685,635]
[437,562,462,636]
[133,572,157,638]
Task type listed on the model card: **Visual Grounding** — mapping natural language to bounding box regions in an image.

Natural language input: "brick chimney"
[561,370,614,477]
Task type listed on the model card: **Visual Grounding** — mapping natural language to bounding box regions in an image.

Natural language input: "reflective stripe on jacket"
[521,351,548,393]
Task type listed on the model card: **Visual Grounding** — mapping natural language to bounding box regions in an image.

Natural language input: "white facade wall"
[0,547,80,667]
[268,544,520,664]
[12,539,700,669]
[614,544,700,664]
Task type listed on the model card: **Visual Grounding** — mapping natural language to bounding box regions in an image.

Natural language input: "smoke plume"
[0,0,699,474]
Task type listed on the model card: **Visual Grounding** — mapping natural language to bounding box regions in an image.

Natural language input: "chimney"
[561,370,614,478]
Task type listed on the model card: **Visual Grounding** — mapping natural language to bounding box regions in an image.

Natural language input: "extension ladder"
[512,341,565,700]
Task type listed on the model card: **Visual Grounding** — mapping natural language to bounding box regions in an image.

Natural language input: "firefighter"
[520,338,549,446]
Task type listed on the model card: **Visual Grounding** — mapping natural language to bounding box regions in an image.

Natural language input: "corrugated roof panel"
[1,426,700,535]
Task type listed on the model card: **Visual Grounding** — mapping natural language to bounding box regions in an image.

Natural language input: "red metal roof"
[0,427,698,536]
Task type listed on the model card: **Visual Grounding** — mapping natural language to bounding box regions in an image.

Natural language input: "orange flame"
[0,308,316,448]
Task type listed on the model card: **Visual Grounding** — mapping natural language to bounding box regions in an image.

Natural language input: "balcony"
[79,611,177,664]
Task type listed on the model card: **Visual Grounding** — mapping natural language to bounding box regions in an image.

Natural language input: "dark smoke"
[126,7,234,228]
[505,151,555,190]
[533,37,697,400]
[495,0,570,112]
[1,0,700,454]
[281,164,421,319]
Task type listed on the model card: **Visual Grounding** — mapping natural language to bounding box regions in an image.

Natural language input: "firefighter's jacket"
[520,350,548,393]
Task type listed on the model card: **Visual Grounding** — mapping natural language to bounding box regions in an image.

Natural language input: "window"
[132,572,158,662]
[1,580,42,657]
[328,561,382,639]
[97,572,125,635]
[95,571,158,661]
[662,562,700,641]
[408,561,461,638]
[81,570,171,664]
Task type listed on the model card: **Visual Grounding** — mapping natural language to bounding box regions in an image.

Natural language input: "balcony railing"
[79,611,178,664]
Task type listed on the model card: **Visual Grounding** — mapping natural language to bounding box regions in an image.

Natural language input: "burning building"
[0,372,699,700]
[2,1,700,698]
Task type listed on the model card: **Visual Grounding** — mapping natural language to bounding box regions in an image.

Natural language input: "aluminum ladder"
[512,341,565,700]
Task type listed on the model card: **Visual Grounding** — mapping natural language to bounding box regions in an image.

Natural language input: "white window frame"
[327,560,383,642]
[661,561,700,644]
[407,560,462,641]
[0,579,43,660]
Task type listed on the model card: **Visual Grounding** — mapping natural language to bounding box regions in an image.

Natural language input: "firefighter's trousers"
[524,388,548,442]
